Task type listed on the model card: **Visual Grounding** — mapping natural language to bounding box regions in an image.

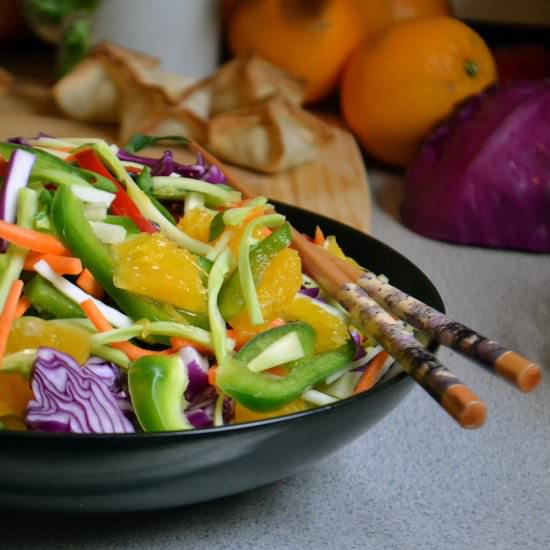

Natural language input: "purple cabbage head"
[26,348,135,434]
[402,81,550,252]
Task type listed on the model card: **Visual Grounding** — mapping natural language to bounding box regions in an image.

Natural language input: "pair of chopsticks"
[190,141,542,429]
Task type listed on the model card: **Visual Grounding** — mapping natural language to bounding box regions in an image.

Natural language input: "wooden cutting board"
[0,81,372,232]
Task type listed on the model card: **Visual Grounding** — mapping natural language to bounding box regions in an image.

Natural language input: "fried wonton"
[93,42,193,104]
[204,54,305,116]
[53,41,196,127]
[52,58,120,123]
[207,96,333,174]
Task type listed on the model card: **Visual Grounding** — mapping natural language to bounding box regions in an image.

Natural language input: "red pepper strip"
[73,149,158,234]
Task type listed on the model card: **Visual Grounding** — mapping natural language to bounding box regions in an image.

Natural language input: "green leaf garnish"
[124,134,190,153]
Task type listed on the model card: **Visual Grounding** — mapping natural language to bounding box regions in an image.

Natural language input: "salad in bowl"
[0,135,394,435]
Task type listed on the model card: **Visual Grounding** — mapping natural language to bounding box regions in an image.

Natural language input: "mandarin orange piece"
[234,398,308,423]
[228,247,302,331]
[112,233,207,313]
[6,316,91,364]
[0,372,33,420]
[284,295,349,353]
[177,208,215,243]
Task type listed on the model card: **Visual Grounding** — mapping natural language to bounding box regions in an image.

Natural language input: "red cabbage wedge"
[402,82,550,252]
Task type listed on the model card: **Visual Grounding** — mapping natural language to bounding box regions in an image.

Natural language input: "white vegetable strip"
[325,371,362,399]
[82,203,108,221]
[301,390,338,406]
[34,260,132,328]
[2,149,35,225]
[89,221,127,244]
[214,392,225,427]
[184,191,205,215]
[70,185,116,207]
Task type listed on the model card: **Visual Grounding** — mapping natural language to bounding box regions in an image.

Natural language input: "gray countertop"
[3,169,549,550]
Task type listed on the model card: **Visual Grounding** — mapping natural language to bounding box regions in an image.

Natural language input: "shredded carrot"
[261,227,272,237]
[76,269,104,299]
[0,221,71,256]
[0,280,24,362]
[269,318,285,328]
[80,298,172,361]
[80,298,112,331]
[313,226,325,246]
[24,253,83,276]
[353,351,389,394]
[125,165,143,175]
[170,336,212,356]
[266,366,287,378]
[208,366,217,386]
[14,295,31,319]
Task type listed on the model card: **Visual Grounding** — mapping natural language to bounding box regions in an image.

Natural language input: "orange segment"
[0,372,33,420]
[112,232,207,313]
[6,316,91,364]
[323,235,362,269]
[284,295,349,353]
[234,398,308,423]
[228,247,302,331]
[177,208,215,243]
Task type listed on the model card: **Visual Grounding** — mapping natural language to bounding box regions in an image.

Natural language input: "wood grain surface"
[0,79,372,232]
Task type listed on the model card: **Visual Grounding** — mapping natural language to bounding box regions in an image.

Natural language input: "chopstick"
[290,231,486,429]
[328,255,542,393]
[189,141,540,428]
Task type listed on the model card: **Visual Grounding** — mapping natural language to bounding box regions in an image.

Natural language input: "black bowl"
[0,202,444,513]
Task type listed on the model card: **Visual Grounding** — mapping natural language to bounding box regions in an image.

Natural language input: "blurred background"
[1,0,550,252]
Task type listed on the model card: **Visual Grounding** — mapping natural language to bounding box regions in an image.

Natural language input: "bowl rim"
[0,200,445,442]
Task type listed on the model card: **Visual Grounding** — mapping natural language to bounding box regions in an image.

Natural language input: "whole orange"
[227,0,366,103]
[340,16,497,166]
[358,0,453,42]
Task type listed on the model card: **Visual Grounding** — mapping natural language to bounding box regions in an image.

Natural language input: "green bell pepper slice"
[24,275,86,319]
[50,184,203,326]
[128,355,192,432]
[217,339,355,412]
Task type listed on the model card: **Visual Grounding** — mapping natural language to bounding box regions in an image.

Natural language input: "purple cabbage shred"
[117,149,227,184]
[25,348,135,434]
[7,132,54,145]
[184,386,235,429]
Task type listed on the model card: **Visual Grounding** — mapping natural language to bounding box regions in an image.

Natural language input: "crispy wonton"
[207,96,333,174]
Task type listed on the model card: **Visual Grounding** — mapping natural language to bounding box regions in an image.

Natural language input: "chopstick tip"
[442,385,487,429]
[496,352,542,393]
